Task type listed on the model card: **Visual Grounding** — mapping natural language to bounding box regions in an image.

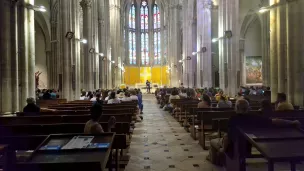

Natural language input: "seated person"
[50,90,57,99]
[130,90,139,101]
[107,92,121,104]
[259,99,273,114]
[23,97,40,114]
[179,89,187,98]
[217,96,232,108]
[122,91,132,102]
[93,94,103,105]
[84,103,116,133]
[235,92,244,101]
[215,90,224,102]
[276,93,294,111]
[42,90,51,100]
[198,94,211,108]
[80,91,87,100]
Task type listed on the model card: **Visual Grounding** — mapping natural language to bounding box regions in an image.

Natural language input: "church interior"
[0,0,304,170]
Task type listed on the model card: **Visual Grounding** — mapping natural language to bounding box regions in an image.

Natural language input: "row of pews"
[165,98,304,171]
[0,99,139,171]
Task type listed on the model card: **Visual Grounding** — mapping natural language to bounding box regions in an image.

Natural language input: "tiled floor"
[124,94,304,171]
[124,94,222,171]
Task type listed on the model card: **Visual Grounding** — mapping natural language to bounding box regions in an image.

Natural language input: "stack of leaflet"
[61,136,94,149]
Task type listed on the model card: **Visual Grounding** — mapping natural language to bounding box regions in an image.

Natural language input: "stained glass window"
[141,0,149,65]
[153,4,161,65]
[129,4,136,65]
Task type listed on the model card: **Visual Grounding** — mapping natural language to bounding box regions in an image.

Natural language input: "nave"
[125,94,304,171]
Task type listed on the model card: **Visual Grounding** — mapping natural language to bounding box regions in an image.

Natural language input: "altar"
[123,66,169,88]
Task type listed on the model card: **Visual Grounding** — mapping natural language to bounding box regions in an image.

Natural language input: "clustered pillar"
[0,0,36,113]
[218,0,239,97]
[168,3,182,87]
[196,0,213,88]
[182,0,195,88]
[269,0,304,106]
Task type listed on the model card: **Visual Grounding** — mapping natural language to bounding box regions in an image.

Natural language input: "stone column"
[98,0,106,88]
[92,0,99,90]
[0,0,12,114]
[168,3,181,87]
[60,0,72,100]
[270,0,278,102]
[218,0,239,96]
[197,0,213,88]
[80,0,94,91]
[17,0,35,109]
[109,0,122,87]
[261,10,270,87]
[182,0,195,88]
[277,0,286,93]
[11,0,19,112]
[288,0,304,106]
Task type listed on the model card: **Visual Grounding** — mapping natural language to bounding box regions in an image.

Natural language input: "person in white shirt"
[107,92,121,104]
[179,89,187,98]
[105,91,111,101]
[121,91,132,102]
[80,91,87,100]
[130,90,139,101]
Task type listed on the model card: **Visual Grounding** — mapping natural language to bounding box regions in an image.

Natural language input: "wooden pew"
[0,114,133,125]
[190,108,234,140]
[197,110,304,150]
[0,122,130,136]
[0,134,128,169]
[37,99,67,108]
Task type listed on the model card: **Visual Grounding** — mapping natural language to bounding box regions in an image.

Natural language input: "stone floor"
[124,94,304,171]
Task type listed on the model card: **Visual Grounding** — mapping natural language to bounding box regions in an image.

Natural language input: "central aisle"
[124,94,221,171]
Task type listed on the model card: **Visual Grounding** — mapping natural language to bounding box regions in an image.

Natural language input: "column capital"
[80,0,92,9]
[203,0,213,9]
[109,4,120,10]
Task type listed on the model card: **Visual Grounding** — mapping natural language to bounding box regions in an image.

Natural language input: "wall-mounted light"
[37,6,46,12]
[259,7,269,13]
[212,38,219,43]
[25,4,47,12]
[79,39,87,44]
[178,60,183,63]
[99,53,104,57]
[192,52,197,56]
[111,61,115,64]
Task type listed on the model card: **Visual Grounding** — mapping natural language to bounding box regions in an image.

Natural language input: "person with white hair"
[23,97,40,114]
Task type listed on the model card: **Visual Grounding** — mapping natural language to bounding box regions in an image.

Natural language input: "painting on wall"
[245,56,262,84]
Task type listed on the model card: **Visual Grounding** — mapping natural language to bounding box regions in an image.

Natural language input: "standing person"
[146,80,151,94]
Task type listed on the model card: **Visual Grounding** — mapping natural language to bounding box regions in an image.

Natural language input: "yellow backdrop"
[124,66,169,86]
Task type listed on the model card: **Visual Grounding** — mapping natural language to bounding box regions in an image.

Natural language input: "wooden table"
[237,126,304,171]
[18,133,115,171]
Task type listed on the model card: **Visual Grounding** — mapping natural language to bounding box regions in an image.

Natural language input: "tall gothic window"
[141,0,149,65]
[126,0,163,66]
[129,3,136,65]
[153,3,161,65]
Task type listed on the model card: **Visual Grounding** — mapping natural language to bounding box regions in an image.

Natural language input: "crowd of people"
[155,86,300,166]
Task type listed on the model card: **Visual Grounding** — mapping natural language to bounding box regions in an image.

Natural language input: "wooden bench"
[0,114,133,125]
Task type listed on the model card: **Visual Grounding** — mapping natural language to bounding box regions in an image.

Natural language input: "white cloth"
[121,97,132,102]
[105,96,109,101]
[169,95,180,104]
[130,95,138,101]
[107,98,121,104]
[90,97,97,102]
[80,96,86,100]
